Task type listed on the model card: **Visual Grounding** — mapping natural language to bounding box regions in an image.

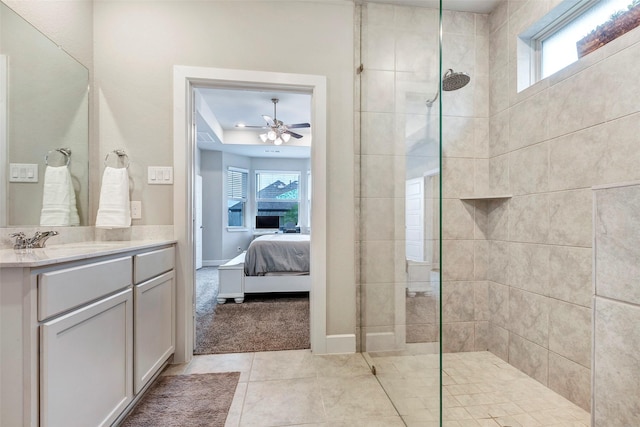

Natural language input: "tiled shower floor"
[164,349,590,426]
[369,348,591,426]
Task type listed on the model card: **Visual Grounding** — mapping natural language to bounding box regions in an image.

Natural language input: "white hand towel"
[96,166,131,229]
[40,165,80,226]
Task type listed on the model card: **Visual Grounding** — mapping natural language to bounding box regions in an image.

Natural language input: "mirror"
[0,1,89,226]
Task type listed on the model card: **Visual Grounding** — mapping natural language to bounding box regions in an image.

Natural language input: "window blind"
[227,168,247,199]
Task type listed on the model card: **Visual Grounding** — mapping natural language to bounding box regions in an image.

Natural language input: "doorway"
[193,89,312,354]
[172,66,328,363]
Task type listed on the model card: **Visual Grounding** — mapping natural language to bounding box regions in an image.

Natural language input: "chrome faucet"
[10,230,59,249]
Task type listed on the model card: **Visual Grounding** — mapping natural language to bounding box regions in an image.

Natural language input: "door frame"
[0,55,7,226]
[172,66,327,363]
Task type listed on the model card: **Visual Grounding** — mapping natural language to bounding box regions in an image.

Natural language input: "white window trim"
[518,0,598,91]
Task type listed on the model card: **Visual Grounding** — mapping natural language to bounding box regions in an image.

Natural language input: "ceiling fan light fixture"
[249,98,310,145]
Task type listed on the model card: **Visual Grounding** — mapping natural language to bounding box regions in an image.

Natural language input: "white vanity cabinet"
[0,241,176,427]
[39,256,134,427]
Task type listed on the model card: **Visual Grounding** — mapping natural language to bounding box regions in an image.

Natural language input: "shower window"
[519,0,638,90]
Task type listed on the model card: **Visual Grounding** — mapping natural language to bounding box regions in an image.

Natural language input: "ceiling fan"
[237,98,310,145]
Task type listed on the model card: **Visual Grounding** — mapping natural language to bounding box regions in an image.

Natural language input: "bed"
[217,234,311,304]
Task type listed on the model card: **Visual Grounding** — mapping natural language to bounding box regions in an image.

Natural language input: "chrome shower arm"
[426,90,439,108]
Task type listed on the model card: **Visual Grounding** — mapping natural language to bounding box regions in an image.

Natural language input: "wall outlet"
[131,201,142,219]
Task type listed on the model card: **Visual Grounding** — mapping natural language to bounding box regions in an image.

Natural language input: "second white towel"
[96,166,131,229]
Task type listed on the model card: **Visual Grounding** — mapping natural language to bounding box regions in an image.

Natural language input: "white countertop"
[0,240,176,268]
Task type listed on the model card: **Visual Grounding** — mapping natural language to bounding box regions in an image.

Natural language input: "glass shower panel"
[357,2,442,425]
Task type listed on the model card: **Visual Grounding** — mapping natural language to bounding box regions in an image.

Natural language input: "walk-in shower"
[425,68,471,107]
[357,1,592,426]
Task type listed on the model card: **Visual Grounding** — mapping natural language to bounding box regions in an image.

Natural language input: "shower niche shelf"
[459,194,512,201]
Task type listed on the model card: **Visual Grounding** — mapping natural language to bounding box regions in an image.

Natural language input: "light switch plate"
[130,201,142,219]
[148,166,173,184]
[9,163,38,183]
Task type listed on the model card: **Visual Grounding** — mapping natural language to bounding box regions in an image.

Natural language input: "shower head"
[442,69,470,91]
[425,68,471,107]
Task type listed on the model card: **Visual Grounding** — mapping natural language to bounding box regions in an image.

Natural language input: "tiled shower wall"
[439,10,491,354]
[593,183,640,426]
[486,0,640,411]
[357,3,491,353]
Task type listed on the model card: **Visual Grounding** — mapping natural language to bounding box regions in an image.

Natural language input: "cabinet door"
[40,288,133,427]
[134,270,175,394]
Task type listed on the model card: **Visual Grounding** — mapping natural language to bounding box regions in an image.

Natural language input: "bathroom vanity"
[0,240,176,427]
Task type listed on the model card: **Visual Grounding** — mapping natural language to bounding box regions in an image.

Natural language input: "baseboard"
[325,334,356,354]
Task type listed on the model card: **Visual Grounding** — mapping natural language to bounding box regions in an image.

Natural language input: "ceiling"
[196,87,312,159]
[194,0,500,159]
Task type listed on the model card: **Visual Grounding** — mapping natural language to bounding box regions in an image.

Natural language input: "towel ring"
[104,149,130,169]
[45,148,71,167]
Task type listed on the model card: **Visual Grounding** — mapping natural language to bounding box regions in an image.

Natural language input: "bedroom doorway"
[172,66,328,363]
[193,90,312,354]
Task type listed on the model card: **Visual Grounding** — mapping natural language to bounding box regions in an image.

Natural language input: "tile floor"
[369,349,591,427]
[164,349,590,427]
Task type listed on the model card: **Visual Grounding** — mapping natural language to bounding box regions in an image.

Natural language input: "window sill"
[226,227,249,232]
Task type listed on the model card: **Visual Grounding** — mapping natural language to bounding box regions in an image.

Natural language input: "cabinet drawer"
[134,246,175,284]
[38,257,132,321]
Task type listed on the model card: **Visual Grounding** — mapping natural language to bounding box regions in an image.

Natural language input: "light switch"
[9,163,38,183]
[147,166,173,185]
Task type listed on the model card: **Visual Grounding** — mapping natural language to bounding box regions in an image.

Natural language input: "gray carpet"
[195,267,220,353]
[120,372,239,427]
[194,267,310,355]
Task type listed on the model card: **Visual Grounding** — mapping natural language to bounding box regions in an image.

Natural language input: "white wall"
[93,0,355,336]
[200,149,223,264]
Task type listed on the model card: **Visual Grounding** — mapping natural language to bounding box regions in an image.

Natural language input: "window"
[255,171,300,228]
[227,167,248,228]
[519,0,639,90]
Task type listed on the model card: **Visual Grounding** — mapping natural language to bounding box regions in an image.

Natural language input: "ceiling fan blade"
[285,130,304,139]
[286,123,311,129]
[262,115,275,127]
